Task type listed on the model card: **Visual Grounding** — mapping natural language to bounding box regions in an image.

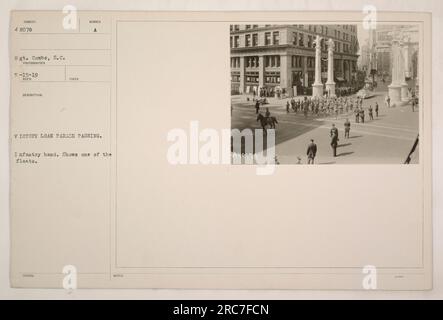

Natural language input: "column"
[312,35,323,97]
[280,54,292,96]
[403,37,411,78]
[302,56,308,90]
[388,38,403,105]
[325,38,336,97]
[346,61,351,82]
[400,40,409,102]
[239,56,246,94]
[340,59,344,79]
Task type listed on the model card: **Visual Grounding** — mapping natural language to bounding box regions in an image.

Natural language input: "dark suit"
[306,142,317,164]
[330,128,339,157]
[344,121,351,138]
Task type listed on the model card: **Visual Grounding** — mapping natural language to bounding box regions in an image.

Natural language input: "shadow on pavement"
[337,151,354,157]
[338,143,352,148]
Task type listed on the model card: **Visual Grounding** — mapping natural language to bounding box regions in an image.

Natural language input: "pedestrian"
[330,124,339,157]
[368,105,374,120]
[375,102,379,117]
[355,107,360,123]
[411,98,416,112]
[360,108,365,123]
[306,139,317,164]
[255,100,260,114]
[265,107,271,119]
[386,95,391,108]
[344,118,351,139]
[291,97,296,112]
[286,101,290,113]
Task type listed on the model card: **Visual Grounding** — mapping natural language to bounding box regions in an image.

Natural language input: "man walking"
[255,100,260,114]
[306,139,317,164]
[344,118,351,139]
[330,124,339,157]
[355,107,360,123]
[375,102,379,117]
[385,95,391,108]
[360,108,365,123]
[286,101,290,113]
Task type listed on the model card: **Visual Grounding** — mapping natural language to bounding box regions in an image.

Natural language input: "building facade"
[230,24,359,96]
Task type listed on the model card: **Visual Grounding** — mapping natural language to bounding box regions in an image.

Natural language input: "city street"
[231,89,419,164]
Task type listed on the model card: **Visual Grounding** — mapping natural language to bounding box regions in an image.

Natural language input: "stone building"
[373,25,419,80]
[230,24,359,96]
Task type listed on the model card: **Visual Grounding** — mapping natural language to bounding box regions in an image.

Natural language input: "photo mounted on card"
[9,10,432,289]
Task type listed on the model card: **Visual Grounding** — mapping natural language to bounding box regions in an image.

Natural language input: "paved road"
[231,91,419,164]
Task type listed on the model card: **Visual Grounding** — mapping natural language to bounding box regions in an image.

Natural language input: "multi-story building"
[230,24,359,96]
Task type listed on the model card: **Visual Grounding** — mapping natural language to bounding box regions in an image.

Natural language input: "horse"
[257,113,278,130]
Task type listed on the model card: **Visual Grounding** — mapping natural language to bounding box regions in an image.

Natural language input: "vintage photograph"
[230,24,420,164]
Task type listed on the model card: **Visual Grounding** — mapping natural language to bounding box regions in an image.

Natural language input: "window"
[308,35,313,48]
[230,36,232,48]
[245,56,259,68]
[298,33,304,47]
[307,57,315,68]
[292,55,302,68]
[252,33,258,46]
[272,31,280,45]
[234,36,239,48]
[265,72,281,84]
[265,55,280,68]
[234,25,239,31]
[292,32,298,45]
[265,32,271,45]
[230,57,240,68]
[245,25,251,30]
[245,34,251,47]
[252,24,259,28]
